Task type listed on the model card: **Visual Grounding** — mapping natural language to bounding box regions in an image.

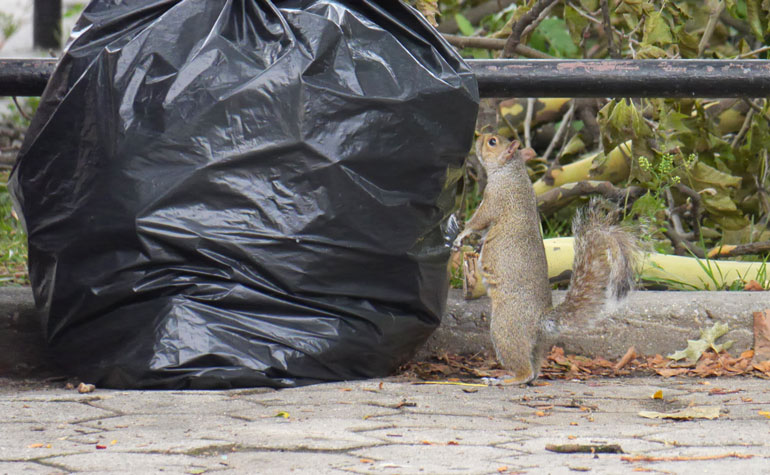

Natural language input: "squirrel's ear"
[504,140,521,159]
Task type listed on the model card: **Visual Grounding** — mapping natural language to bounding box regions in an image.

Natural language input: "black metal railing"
[33,0,62,50]
[1,58,769,98]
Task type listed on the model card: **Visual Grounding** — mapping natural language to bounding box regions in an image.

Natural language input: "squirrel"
[452,134,638,383]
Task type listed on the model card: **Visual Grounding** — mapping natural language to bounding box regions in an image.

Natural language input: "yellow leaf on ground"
[639,406,721,420]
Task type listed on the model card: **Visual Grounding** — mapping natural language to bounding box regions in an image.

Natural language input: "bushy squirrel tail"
[551,198,639,324]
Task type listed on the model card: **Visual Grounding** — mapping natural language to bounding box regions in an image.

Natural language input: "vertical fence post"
[33,0,62,50]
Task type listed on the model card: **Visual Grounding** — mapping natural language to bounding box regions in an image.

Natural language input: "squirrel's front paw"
[451,238,463,252]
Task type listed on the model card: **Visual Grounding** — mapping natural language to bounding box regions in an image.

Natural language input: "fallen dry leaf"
[654,367,689,378]
[614,346,637,371]
[399,345,770,384]
[753,310,770,362]
[668,322,733,363]
[651,390,663,399]
[758,411,770,419]
[744,280,765,291]
[638,406,721,421]
[77,383,95,394]
[621,453,753,462]
[708,388,742,395]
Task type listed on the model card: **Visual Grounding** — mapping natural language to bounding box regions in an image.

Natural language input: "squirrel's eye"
[488,137,497,147]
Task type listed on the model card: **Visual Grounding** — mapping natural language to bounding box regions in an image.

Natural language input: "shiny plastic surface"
[10,0,478,388]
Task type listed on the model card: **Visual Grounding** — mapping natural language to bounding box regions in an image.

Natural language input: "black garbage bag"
[10,0,478,389]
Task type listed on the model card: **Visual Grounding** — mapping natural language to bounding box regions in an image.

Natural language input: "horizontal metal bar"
[471,59,770,98]
[1,58,769,98]
[0,58,56,96]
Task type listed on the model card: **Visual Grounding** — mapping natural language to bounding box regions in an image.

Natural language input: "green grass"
[0,171,28,285]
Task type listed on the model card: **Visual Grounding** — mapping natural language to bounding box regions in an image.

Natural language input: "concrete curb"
[2,287,767,377]
[420,289,767,359]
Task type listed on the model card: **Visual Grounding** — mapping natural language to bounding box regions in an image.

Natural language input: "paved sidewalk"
[2,377,769,474]
[3,286,770,474]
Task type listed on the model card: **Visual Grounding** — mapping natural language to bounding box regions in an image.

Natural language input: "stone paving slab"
[2,377,770,474]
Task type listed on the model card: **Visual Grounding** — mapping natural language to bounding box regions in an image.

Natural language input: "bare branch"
[698,1,726,57]
[441,34,555,58]
[11,97,30,121]
[664,188,705,258]
[741,98,770,122]
[536,180,646,216]
[731,106,755,149]
[708,241,770,259]
[719,10,752,36]
[542,100,575,163]
[502,0,560,58]
[601,0,619,58]
[576,98,601,148]
[736,45,770,58]
[673,183,703,242]
[524,98,535,150]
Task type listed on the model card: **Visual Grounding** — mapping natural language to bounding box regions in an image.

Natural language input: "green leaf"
[746,0,765,40]
[616,0,645,15]
[63,3,86,19]
[630,192,665,217]
[659,109,692,135]
[580,0,599,11]
[455,13,475,36]
[701,191,741,213]
[676,30,700,58]
[562,135,586,157]
[668,322,734,363]
[531,18,579,58]
[726,0,748,17]
[635,44,670,58]
[564,5,589,46]
[607,99,651,138]
[690,162,742,189]
[642,11,674,45]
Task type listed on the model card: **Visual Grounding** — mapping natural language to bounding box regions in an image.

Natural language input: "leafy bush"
[411,0,770,265]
